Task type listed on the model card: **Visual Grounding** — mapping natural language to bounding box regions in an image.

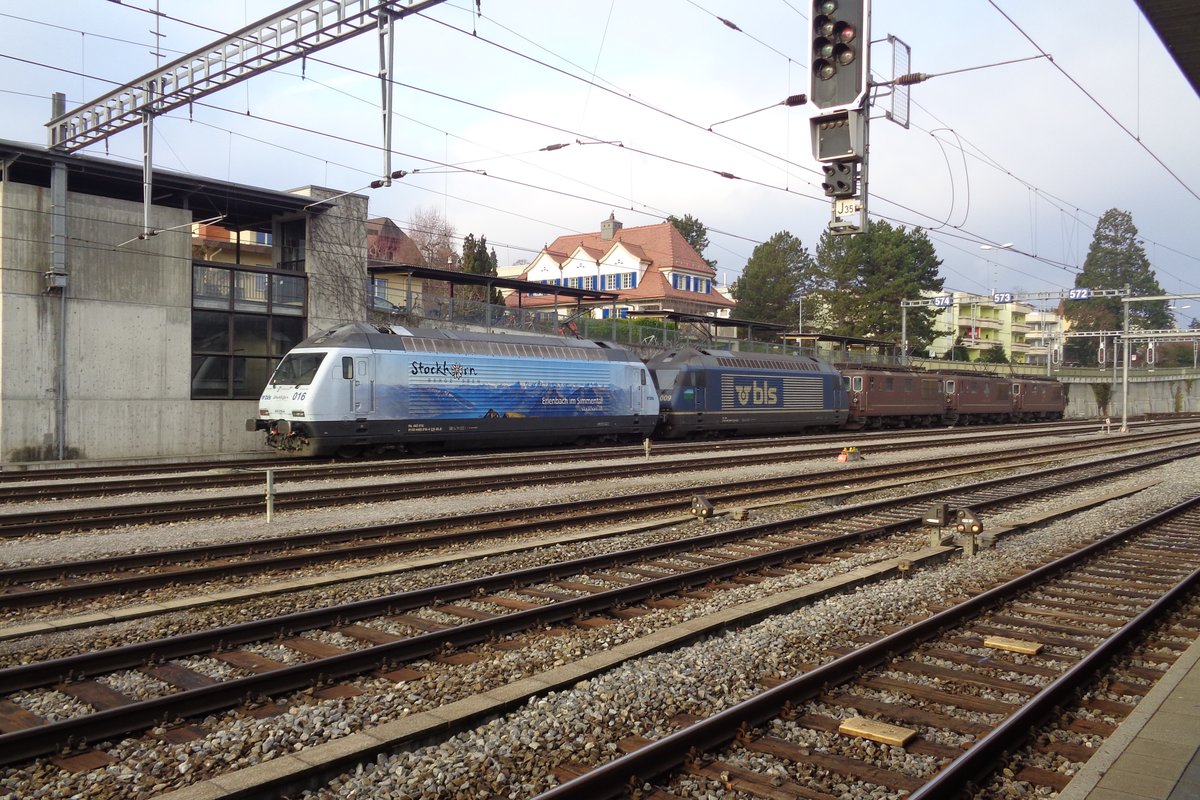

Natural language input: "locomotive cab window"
[342,357,354,380]
[269,352,326,386]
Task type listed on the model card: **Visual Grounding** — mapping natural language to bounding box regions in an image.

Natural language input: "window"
[270,352,327,386]
[191,263,307,399]
[278,219,306,272]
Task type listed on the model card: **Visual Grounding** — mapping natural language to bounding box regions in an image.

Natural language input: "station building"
[0,139,370,463]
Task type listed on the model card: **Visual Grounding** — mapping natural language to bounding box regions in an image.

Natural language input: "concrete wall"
[1063,375,1200,420]
[0,182,262,462]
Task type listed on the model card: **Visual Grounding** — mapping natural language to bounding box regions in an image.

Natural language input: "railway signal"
[810,0,869,111]
[821,161,859,197]
[956,508,983,535]
[809,0,870,236]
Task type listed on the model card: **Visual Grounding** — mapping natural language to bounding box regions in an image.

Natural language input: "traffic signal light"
[821,161,858,197]
[810,0,869,111]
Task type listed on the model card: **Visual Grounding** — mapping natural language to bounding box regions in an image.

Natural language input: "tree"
[460,233,502,304]
[979,343,1009,363]
[1064,208,1170,366]
[813,221,944,352]
[668,214,716,269]
[731,231,815,329]
[942,336,970,361]
[408,205,457,269]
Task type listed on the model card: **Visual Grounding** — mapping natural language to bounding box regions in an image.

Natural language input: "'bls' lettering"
[735,381,778,406]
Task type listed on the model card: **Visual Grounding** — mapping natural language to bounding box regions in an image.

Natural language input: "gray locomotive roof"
[297,323,638,361]
[647,345,839,374]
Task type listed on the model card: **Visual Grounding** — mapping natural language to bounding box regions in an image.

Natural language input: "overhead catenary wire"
[4,5,1195,297]
[986,0,1200,204]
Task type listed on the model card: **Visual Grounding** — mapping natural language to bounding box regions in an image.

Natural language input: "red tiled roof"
[510,221,735,311]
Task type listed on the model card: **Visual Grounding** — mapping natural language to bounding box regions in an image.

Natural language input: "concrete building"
[929,291,1044,363]
[1025,305,1070,366]
[0,140,368,463]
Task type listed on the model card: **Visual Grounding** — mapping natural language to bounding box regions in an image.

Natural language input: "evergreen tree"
[813,221,943,353]
[460,234,502,304]
[731,231,814,329]
[1064,209,1170,365]
[668,214,716,269]
[979,343,1009,363]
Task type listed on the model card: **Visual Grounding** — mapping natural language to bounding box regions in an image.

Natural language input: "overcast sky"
[3,1,1198,318]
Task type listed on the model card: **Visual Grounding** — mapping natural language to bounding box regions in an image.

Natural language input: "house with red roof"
[509,214,737,320]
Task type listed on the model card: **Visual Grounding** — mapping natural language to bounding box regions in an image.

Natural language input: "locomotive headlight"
[291,411,306,417]
[259,409,269,417]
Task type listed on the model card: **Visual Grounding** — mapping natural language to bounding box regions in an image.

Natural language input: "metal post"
[378,9,396,184]
[141,80,156,238]
[900,306,908,366]
[265,469,276,522]
[51,158,68,460]
[1120,295,1130,433]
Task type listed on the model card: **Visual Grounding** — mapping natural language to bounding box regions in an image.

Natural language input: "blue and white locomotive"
[248,323,660,457]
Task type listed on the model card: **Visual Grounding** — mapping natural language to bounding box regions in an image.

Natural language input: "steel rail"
[0,418,1119,486]
[2,439,1194,609]
[908,565,1200,798]
[1,427,1191,538]
[0,451,1190,766]
[532,495,1200,799]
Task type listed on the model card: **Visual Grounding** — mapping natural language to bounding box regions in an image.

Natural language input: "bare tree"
[408,205,457,270]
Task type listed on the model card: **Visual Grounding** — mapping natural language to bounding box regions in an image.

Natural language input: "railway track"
[0,418,1162,500]
[0,444,1190,775]
[3,436,1197,614]
[1,424,1193,538]
[537,497,1200,799]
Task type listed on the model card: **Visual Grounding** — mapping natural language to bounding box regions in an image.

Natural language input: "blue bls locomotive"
[647,347,849,439]
[248,323,660,457]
